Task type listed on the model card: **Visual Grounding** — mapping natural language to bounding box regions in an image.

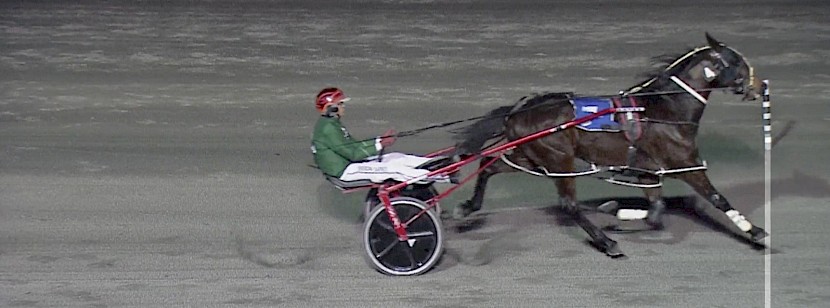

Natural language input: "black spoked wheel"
[363,197,443,276]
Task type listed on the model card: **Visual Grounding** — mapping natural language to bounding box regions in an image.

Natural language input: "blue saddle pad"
[572,97,621,131]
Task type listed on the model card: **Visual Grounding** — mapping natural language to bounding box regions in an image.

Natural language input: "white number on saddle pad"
[581,106,598,126]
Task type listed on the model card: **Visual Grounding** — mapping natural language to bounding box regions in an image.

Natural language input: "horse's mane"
[517,91,574,109]
[629,46,699,92]
[451,104,513,155]
[640,51,692,78]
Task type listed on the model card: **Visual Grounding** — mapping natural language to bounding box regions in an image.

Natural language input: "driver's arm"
[321,122,380,161]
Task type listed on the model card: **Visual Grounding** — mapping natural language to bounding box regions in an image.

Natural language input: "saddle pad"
[571,97,621,132]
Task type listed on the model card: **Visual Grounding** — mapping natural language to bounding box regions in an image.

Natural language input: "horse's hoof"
[453,202,473,220]
[645,200,665,228]
[452,207,466,220]
[596,200,619,214]
[750,226,770,244]
[605,242,625,258]
[645,212,664,229]
[647,222,664,230]
[562,204,580,214]
[645,216,664,230]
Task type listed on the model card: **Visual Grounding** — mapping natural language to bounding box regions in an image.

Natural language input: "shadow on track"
[438,170,829,268]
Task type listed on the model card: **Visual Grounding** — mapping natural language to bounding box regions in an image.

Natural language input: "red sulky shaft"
[380,107,630,242]
[384,107,625,194]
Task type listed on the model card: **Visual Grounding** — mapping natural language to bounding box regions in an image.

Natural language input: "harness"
[623,45,756,102]
[570,95,643,171]
[502,45,756,188]
[611,96,643,142]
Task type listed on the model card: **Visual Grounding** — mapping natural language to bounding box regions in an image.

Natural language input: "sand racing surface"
[2,0,830,307]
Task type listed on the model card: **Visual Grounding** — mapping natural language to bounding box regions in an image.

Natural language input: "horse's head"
[695,33,761,101]
[627,34,761,102]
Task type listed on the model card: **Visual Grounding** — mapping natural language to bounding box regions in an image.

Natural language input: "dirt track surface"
[2,1,830,307]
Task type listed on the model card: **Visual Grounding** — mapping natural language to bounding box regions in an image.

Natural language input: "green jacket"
[311,116,379,177]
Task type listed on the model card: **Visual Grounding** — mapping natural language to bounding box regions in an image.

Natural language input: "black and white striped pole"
[762,79,771,308]
[763,80,772,151]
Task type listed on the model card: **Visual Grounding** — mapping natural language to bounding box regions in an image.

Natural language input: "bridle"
[623,45,756,104]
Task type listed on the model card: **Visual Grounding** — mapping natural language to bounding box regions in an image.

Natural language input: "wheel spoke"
[375,240,398,259]
[375,219,396,234]
[397,206,416,223]
[407,231,435,238]
[404,209,429,227]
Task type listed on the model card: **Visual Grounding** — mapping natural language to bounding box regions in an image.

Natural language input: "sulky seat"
[416,156,455,171]
[325,175,377,190]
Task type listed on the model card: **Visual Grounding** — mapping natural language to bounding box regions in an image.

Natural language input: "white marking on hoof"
[617,209,648,220]
[726,210,752,232]
[737,220,752,232]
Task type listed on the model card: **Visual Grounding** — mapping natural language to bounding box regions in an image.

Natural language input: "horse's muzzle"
[740,77,763,101]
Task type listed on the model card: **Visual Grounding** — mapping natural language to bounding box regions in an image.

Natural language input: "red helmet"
[315,87,350,112]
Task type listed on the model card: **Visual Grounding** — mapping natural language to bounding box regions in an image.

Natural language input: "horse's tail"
[451,96,528,156]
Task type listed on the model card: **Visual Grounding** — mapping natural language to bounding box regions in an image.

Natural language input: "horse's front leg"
[674,171,769,243]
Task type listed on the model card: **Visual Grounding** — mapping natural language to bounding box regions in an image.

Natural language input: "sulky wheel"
[364,185,440,222]
[364,188,381,223]
[363,197,443,276]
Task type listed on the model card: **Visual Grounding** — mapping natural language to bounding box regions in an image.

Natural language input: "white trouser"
[339,153,449,184]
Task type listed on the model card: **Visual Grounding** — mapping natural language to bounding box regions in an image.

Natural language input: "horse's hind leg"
[454,154,520,218]
[675,171,768,243]
[641,176,667,228]
[556,177,623,257]
[600,177,666,232]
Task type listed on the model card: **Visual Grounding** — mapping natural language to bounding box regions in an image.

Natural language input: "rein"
[619,86,733,98]
[638,118,699,126]
[388,85,735,140]
[623,45,755,96]
[342,45,755,144]
[323,84,726,151]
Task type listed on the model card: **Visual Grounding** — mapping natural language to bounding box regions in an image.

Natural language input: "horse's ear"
[705,32,724,52]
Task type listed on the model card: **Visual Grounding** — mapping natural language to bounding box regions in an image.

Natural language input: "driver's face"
[336,103,345,117]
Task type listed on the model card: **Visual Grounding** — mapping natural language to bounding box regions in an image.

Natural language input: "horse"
[451,33,768,256]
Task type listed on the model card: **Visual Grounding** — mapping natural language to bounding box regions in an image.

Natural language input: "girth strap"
[611,96,643,142]
[612,96,644,174]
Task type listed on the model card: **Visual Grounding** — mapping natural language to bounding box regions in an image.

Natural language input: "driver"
[311,87,450,184]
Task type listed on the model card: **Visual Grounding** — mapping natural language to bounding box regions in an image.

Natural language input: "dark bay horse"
[452,34,768,256]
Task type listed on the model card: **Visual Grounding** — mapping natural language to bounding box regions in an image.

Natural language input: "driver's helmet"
[315,87,350,113]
